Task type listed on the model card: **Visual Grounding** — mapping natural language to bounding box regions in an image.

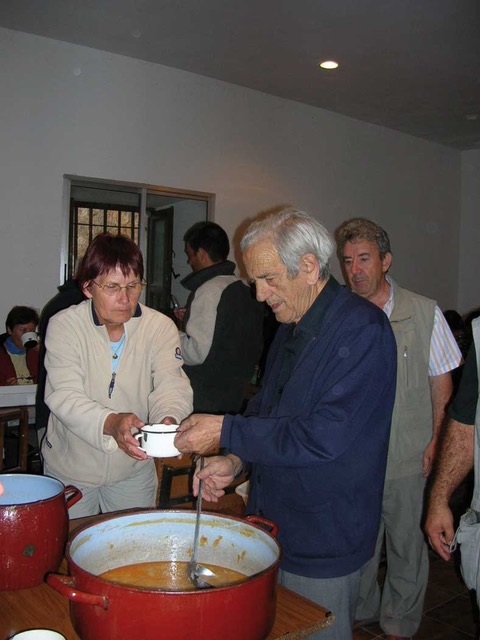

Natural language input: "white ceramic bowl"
[134,424,180,458]
[10,631,66,640]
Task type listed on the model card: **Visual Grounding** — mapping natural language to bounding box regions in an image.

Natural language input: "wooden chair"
[0,406,29,473]
[156,456,195,509]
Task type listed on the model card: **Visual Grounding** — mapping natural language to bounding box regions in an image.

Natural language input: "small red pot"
[48,510,281,640]
[0,473,82,590]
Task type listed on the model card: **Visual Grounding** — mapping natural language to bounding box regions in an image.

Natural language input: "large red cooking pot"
[0,473,82,590]
[47,510,281,640]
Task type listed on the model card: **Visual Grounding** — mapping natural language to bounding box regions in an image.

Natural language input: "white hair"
[240,208,334,279]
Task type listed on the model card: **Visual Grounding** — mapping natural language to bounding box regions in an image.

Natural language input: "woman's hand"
[104,412,148,460]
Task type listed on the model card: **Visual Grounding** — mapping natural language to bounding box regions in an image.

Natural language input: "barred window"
[69,202,140,276]
[67,178,210,314]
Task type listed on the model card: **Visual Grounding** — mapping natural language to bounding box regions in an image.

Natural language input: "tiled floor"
[354,475,479,640]
[353,550,479,639]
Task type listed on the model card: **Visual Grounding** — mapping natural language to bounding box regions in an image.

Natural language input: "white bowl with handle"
[134,424,180,457]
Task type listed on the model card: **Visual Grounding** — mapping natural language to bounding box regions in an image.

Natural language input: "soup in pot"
[99,561,247,591]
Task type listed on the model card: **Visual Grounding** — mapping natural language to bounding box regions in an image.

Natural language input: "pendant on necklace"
[111,333,125,360]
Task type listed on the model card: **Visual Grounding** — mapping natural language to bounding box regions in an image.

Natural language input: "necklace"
[111,333,126,360]
[108,333,125,400]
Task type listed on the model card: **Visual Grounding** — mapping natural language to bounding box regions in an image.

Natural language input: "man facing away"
[174,208,397,640]
[425,317,480,609]
[175,221,264,414]
[335,217,462,640]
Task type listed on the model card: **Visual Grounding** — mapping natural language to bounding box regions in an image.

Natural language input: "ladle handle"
[191,455,204,563]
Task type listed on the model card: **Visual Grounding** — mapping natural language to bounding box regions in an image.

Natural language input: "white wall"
[459,149,480,316]
[0,27,464,325]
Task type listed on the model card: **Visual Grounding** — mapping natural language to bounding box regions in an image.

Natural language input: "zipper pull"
[403,346,408,385]
[108,372,116,399]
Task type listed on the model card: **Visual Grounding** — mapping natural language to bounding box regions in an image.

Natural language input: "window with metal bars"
[66,177,210,313]
[68,202,140,277]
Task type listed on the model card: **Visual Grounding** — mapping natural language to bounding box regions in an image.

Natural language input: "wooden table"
[0,515,335,639]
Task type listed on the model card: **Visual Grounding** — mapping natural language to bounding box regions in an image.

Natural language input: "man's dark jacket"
[221,279,397,578]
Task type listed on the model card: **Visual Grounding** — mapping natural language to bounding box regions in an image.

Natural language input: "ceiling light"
[319,60,339,70]
[465,114,479,121]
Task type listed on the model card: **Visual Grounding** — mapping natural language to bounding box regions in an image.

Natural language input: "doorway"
[67,177,211,315]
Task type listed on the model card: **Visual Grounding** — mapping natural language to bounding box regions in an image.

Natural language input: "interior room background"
[1,26,479,325]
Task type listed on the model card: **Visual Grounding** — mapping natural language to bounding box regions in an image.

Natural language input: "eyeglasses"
[92,280,146,296]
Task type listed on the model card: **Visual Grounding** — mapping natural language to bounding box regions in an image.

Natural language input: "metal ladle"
[188,455,216,589]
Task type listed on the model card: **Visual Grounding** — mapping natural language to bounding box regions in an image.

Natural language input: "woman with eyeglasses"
[42,233,193,518]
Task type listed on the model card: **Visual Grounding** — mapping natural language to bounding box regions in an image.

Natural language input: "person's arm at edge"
[425,418,474,560]
[423,372,453,477]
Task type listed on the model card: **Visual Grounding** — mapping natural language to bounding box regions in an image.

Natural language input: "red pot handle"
[64,485,83,509]
[245,515,279,538]
[47,574,108,610]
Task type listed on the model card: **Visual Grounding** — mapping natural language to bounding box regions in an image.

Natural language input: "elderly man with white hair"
[175,208,397,640]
